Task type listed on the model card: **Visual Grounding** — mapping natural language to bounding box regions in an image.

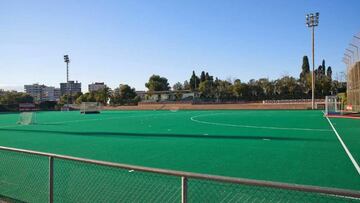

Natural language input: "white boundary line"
[325,116,360,175]
[190,113,331,132]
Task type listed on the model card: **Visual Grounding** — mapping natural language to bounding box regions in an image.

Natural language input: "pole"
[66,62,69,108]
[181,176,188,203]
[312,26,315,109]
[49,156,54,203]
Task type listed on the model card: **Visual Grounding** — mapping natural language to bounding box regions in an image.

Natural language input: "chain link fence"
[347,62,360,112]
[0,146,359,203]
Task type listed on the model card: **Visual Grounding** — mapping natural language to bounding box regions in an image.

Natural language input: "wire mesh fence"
[0,146,359,203]
[347,62,360,112]
[187,178,359,203]
[0,149,48,203]
[53,158,180,202]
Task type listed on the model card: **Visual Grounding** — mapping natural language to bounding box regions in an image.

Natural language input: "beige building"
[24,84,60,102]
[88,82,107,92]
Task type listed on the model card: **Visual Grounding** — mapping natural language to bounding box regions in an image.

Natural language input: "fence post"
[181,176,188,203]
[49,156,54,203]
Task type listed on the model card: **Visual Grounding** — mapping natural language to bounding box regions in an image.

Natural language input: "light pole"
[306,12,319,109]
[64,55,70,108]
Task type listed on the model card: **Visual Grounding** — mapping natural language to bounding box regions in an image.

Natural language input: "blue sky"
[0,0,359,92]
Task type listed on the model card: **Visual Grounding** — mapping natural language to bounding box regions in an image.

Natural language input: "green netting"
[53,159,181,202]
[0,150,48,203]
[187,178,359,203]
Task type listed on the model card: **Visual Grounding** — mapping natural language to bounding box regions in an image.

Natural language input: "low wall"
[104,102,313,110]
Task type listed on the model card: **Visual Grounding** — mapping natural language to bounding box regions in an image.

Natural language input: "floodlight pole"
[64,55,70,108]
[311,25,315,109]
[306,12,319,110]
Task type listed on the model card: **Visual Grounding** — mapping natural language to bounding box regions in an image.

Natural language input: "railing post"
[181,176,188,203]
[49,156,54,203]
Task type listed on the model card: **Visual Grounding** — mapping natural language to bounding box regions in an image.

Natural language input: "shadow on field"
[0,128,326,142]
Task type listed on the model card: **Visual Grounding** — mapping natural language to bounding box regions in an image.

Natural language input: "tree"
[96,87,112,105]
[274,76,302,99]
[189,71,200,90]
[199,80,214,98]
[216,80,234,100]
[327,66,332,80]
[200,71,206,82]
[145,75,170,91]
[183,80,191,90]
[300,56,310,81]
[0,91,34,111]
[172,82,183,91]
[111,84,138,105]
[316,59,326,78]
[205,72,213,81]
[0,92,33,105]
[59,93,83,105]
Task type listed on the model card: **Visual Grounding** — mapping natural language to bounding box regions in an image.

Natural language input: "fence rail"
[0,146,359,203]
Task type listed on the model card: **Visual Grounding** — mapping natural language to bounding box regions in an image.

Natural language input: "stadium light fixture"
[306,12,319,110]
[346,49,355,64]
[342,58,350,68]
[344,53,352,65]
[349,43,359,61]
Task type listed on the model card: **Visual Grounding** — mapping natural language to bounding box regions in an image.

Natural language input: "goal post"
[325,96,343,116]
[17,112,36,125]
[80,102,101,114]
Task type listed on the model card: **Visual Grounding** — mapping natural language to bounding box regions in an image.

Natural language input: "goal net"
[325,96,342,116]
[80,102,101,114]
[17,112,36,125]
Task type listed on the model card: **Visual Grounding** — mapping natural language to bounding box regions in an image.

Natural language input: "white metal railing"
[0,146,359,203]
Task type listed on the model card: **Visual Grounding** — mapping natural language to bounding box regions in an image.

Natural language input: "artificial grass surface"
[0,110,359,202]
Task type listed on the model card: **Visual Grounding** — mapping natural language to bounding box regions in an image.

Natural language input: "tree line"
[145,56,345,101]
[0,55,347,110]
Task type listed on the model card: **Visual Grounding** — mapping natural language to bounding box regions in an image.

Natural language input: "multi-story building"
[24,84,61,102]
[43,87,62,102]
[54,88,61,100]
[88,82,107,92]
[60,81,82,96]
[24,84,45,102]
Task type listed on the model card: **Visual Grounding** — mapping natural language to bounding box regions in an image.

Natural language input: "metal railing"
[0,146,359,203]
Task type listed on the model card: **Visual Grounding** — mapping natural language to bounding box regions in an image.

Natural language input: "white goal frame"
[80,102,101,114]
[17,112,36,125]
[325,96,342,116]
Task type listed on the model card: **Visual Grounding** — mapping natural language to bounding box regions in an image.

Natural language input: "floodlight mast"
[306,12,319,110]
[64,55,70,108]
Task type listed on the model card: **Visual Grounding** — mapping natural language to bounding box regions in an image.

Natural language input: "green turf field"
[0,110,359,202]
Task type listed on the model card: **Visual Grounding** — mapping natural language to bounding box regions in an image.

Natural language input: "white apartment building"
[24,84,61,102]
[88,82,107,92]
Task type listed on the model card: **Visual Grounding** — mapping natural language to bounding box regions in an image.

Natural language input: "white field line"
[190,113,331,132]
[325,116,360,175]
